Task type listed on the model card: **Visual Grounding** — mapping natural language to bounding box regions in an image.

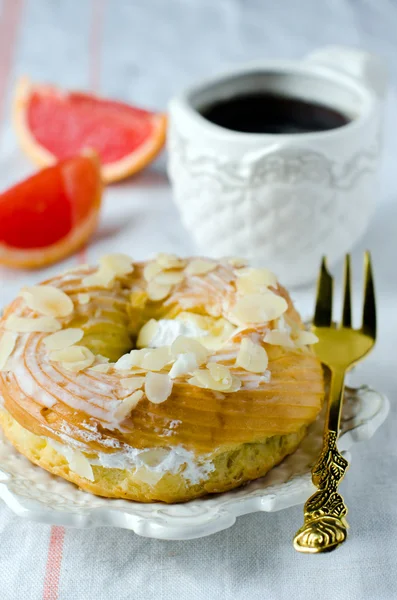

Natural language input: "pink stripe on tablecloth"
[42,5,106,589]
[77,0,106,265]
[42,526,66,600]
[0,0,24,124]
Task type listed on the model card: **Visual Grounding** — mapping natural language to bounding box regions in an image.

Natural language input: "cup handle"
[305,45,387,99]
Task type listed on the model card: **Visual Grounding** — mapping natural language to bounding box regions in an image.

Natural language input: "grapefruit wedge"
[0,153,102,269]
[13,78,167,183]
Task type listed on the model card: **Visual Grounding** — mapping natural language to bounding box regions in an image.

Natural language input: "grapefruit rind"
[0,152,102,270]
[13,77,167,184]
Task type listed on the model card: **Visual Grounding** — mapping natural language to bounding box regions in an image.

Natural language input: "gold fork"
[293,252,376,553]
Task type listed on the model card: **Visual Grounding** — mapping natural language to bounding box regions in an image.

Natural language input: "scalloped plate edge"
[0,387,390,540]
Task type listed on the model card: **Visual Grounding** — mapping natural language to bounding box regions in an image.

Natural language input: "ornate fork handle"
[294,370,349,553]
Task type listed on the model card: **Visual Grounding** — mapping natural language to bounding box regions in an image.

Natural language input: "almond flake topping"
[155,253,186,269]
[141,347,171,371]
[83,254,133,288]
[227,257,248,268]
[263,330,294,347]
[50,345,95,372]
[136,319,159,348]
[44,328,84,351]
[143,261,164,282]
[188,365,241,392]
[82,269,114,288]
[170,335,209,365]
[294,331,319,347]
[20,285,73,317]
[121,376,146,391]
[77,293,90,305]
[68,450,94,481]
[114,390,144,420]
[100,253,134,277]
[144,372,173,404]
[236,338,268,373]
[154,270,185,286]
[236,268,277,295]
[91,363,111,373]
[169,352,198,379]
[230,292,288,324]
[147,280,172,301]
[114,349,149,371]
[0,332,17,371]
[186,259,217,276]
[5,316,62,333]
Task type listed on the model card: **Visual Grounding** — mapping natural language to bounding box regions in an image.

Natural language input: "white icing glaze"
[149,319,207,348]
[0,258,282,456]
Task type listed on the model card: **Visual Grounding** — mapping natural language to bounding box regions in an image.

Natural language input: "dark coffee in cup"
[200,92,350,134]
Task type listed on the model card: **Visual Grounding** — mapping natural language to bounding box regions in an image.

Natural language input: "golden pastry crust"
[0,255,324,502]
[0,408,307,503]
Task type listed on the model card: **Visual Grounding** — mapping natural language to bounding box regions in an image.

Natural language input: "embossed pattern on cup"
[168,47,386,287]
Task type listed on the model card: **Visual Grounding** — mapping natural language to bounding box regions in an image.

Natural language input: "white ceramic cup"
[168,46,386,287]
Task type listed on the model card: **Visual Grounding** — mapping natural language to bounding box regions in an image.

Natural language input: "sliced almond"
[114,349,149,371]
[156,253,186,269]
[141,347,171,371]
[147,280,172,301]
[207,362,239,390]
[236,338,268,373]
[154,270,185,286]
[170,335,209,365]
[96,354,110,364]
[188,368,241,392]
[231,292,288,324]
[136,319,159,348]
[5,315,62,333]
[91,363,111,373]
[121,376,146,391]
[20,285,73,317]
[207,362,232,383]
[100,253,134,277]
[44,328,84,351]
[114,390,144,420]
[227,257,248,268]
[263,330,294,347]
[186,259,216,276]
[144,372,173,404]
[68,450,94,481]
[82,268,114,288]
[0,332,17,371]
[169,352,198,379]
[294,331,319,347]
[133,466,164,485]
[50,345,95,372]
[143,261,164,282]
[236,268,277,295]
[77,293,90,305]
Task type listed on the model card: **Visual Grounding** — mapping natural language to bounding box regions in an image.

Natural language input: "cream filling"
[148,319,207,348]
[45,434,215,486]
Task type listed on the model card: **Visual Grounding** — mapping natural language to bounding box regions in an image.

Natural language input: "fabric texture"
[0,0,396,598]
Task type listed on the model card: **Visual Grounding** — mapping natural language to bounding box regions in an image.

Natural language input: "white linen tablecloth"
[0,1,396,598]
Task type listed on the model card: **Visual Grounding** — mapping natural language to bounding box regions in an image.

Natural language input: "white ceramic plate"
[0,385,389,540]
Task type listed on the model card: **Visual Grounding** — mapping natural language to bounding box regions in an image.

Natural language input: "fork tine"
[362,251,376,338]
[341,254,352,328]
[313,257,333,327]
